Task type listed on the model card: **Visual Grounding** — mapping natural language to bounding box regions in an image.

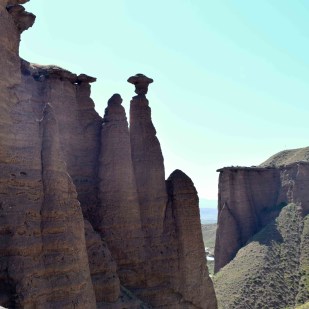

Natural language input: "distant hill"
[200,208,218,224]
[260,146,309,167]
[199,199,218,223]
[199,198,217,209]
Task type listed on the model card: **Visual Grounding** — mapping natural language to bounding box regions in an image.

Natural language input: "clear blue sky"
[21,0,309,200]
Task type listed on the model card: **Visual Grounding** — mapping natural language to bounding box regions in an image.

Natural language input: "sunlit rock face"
[0,2,217,308]
[215,158,309,273]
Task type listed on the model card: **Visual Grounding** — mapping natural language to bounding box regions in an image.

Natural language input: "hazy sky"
[20,1,309,200]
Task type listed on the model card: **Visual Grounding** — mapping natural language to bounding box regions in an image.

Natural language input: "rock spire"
[128,74,167,235]
[98,93,145,288]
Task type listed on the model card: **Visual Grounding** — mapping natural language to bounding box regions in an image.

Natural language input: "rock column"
[40,104,96,308]
[128,74,167,235]
[98,94,146,288]
[166,170,217,309]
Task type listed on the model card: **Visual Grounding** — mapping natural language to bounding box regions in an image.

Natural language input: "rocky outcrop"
[0,2,216,308]
[6,4,35,33]
[215,161,309,273]
[214,148,309,308]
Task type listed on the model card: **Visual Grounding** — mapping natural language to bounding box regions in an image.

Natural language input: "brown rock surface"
[84,220,120,304]
[20,59,103,225]
[215,159,309,273]
[40,104,96,308]
[98,93,145,288]
[166,170,217,309]
[0,2,217,308]
[128,74,167,235]
[6,4,35,33]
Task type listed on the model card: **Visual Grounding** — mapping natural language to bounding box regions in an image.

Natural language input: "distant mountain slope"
[199,199,218,223]
[260,146,309,167]
[202,224,217,253]
[214,204,309,309]
[200,208,218,224]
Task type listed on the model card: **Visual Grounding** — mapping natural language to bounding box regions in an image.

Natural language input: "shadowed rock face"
[0,3,217,308]
[166,170,217,309]
[98,93,146,288]
[40,104,96,308]
[215,203,307,309]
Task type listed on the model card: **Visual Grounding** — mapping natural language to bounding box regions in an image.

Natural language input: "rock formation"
[0,1,216,308]
[128,74,167,235]
[215,158,309,273]
[166,170,217,309]
[98,93,145,288]
[214,148,309,308]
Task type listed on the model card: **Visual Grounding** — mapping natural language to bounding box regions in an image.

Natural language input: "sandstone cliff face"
[40,105,97,308]
[20,61,102,225]
[0,2,216,308]
[214,148,309,308]
[215,161,309,273]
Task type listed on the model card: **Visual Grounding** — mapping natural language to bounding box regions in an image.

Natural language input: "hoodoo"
[0,1,217,308]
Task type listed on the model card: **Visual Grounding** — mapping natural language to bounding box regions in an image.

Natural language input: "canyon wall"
[215,160,309,273]
[214,149,309,308]
[0,1,216,308]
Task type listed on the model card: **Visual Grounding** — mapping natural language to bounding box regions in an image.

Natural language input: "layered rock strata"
[40,105,96,308]
[0,2,216,308]
[20,60,102,225]
[166,170,217,309]
[128,74,167,235]
[214,148,309,308]
[215,161,309,273]
[98,93,145,288]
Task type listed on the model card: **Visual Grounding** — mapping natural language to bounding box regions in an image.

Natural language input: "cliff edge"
[214,148,309,308]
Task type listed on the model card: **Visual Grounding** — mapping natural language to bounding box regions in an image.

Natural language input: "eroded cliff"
[214,148,309,308]
[0,1,216,308]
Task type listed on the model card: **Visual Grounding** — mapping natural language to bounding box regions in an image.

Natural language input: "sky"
[20,0,309,201]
